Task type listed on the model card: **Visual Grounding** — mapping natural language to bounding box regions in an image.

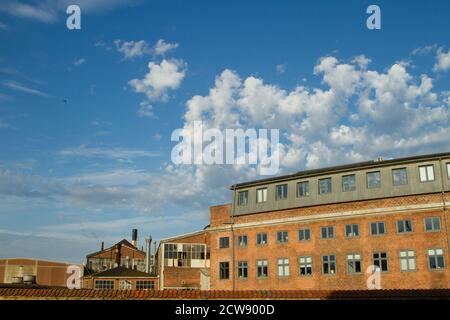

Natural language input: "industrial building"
[84,229,158,290]
[157,229,210,290]
[207,152,450,290]
[0,258,83,288]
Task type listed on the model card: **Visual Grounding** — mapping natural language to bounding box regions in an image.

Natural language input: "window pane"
[419,166,426,181]
[433,218,440,230]
[427,166,435,180]
[342,175,356,192]
[405,220,412,232]
[393,168,408,186]
[447,163,450,179]
[319,178,332,194]
[297,181,309,197]
[367,171,381,188]
[276,184,288,200]
[379,222,385,234]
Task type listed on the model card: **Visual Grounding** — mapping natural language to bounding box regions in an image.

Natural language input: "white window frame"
[347,253,362,274]
[419,165,435,182]
[399,250,416,272]
[256,187,267,203]
[299,256,312,276]
[257,259,268,278]
[277,258,290,277]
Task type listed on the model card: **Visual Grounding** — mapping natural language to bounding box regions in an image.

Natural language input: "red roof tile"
[0,288,449,300]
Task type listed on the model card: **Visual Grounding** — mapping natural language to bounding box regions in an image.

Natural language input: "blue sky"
[0,0,450,263]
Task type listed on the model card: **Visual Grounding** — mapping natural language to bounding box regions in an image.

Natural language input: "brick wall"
[209,193,450,290]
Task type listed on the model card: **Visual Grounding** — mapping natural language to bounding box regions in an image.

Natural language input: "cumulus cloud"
[434,48,450,72]
[153,39,179,56]
[128,59,187,102]
[114,40,150,60]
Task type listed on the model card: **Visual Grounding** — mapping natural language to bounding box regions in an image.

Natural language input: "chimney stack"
[132,229,138,247]
[101,241,104,251]
[145,236,152,273]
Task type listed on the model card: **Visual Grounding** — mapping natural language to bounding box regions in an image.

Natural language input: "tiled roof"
[0,288,449,300]
[86,266,154,278]
[86,239,144,258]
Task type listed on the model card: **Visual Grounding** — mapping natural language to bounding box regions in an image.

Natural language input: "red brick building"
[86,239,147,273]
[208,152,450,290]
[157,230,210,290]
[83,266,158,290]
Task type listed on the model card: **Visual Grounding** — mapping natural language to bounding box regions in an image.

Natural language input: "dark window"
[237,261,248,279]
[94,280,114,290]
[367,171,381,189]
[428,249,445,270]
[257,260,268,278]
[276,184,288,200]
[237,191,248,206]
[219,237,230,248]
[370,222,386,235]
[297,181,310,197]
[342,174,356,192]
[397,220,413,233]
[219,262,230,279]
[237,235,248,247]
[298,228,311,241]
[319,178,332,194]
[347,254,362,274]
[322,255,336,274]
[373,252,388,272]
[392,168,408,186]
[321,226,334,239]
[299,256,312,276]
[345,224,359,237]
[277,231,288,243]
[136,280,154,290]
[256,233,268,245]
[425,217,441,232]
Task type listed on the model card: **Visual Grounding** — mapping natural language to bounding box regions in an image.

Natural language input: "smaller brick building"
[83,266,158,290]
[157,230,211,290]
[0,258,83,288]
[86,239,147,273]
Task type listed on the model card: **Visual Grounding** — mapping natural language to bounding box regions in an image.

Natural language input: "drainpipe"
[438,158,450,253]
[231,185,237,291]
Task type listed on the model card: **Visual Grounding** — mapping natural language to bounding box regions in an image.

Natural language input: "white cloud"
[59,145,160,160]
[153,39,179,56]
[411,44,437,56]
[137,101,155,118]
[114,40,150,60]
[0,0,136,24]
[73,58,86,66]
[2,80,49,97]
[128,59,187,102]
[434,48,450,72]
